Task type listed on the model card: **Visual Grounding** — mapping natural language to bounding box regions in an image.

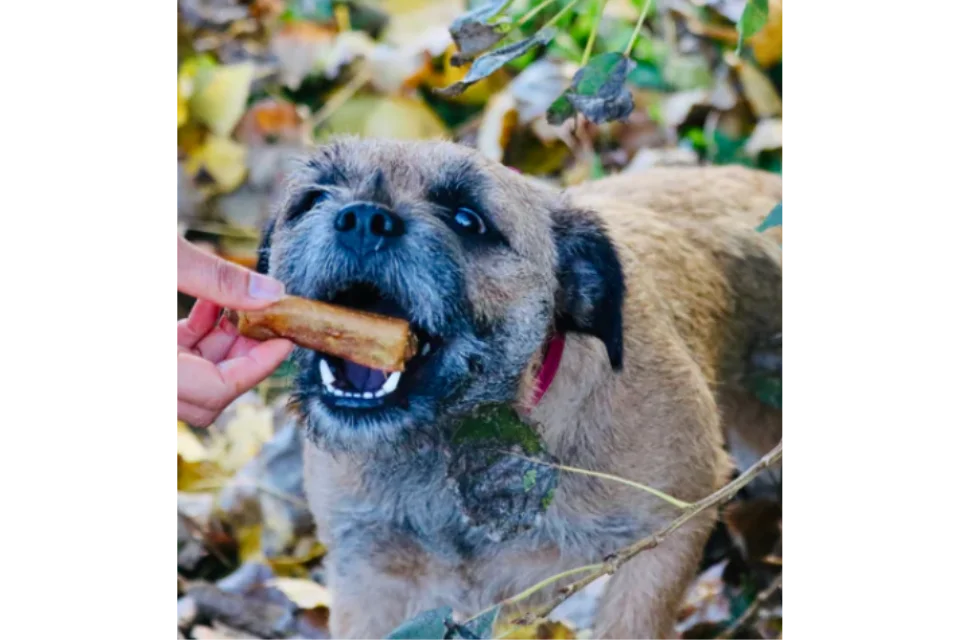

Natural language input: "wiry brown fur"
[275,140,781,639]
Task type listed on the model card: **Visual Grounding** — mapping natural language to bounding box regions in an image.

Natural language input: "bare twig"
[624,0,654,55]
[505,452,692,508]
[580,0,609,66]
[717,572,783,639]
[480,442,783,630]
[309,66,373,134]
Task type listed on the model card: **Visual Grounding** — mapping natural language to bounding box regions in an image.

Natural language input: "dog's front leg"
[591,511,715,639]
[326,544,435,640]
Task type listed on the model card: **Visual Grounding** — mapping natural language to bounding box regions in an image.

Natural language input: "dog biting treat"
[233,296,418,372]
[258,138,782,639]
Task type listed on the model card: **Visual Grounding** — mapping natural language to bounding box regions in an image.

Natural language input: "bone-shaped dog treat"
[232,296,418,372]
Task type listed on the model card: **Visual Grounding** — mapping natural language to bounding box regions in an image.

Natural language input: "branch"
[489,442,783,629]
[623,0,654,55]
[717,572,783,639]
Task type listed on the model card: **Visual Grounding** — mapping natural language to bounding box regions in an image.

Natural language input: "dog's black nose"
[333,202,405,256]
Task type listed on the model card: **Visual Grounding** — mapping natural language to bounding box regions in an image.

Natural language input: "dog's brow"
[427,160,482,208]
[307,149,350,187]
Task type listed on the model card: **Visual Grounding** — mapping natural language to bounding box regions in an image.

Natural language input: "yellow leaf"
[178,84,189,128]
[206,402,274,473]
[235,524,264,563]
[321,95,448,141]
[267,577,331,609]
[186,136,248,194]
[267,540,327,577]
[178,422,209,463]
[748,0,783,68]
[190,62,256,137]
[475,92,518,164]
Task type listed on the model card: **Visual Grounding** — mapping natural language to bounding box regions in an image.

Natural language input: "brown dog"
[256,138,782,638]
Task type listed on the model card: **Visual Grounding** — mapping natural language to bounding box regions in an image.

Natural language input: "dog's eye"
[287,188,331,224]
[453,207,487,235]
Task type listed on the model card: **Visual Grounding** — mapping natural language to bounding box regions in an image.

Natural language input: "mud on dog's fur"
[257,138,782,639]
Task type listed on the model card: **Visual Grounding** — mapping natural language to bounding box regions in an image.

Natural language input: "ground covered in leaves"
[177,1,782,638]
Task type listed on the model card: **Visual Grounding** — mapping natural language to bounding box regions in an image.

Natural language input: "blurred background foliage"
[177,2,782,638]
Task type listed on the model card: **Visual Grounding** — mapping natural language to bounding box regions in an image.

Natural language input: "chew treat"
[234,296,418,372]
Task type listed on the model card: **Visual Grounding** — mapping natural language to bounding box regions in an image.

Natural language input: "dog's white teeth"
[362,392,374,399]
[319,358,336,385]
[332,388,344,397]
[382,371,401,394]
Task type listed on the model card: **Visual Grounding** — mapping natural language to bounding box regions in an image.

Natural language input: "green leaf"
[437,28,557,97]
[757,202,782,232]
[546,93,575,125]
[386,606,453,640]
[737,0,770,55]
[627,60,668,91]
[560,52,638,125]
[459,606,501,639]
[449,0,515,64]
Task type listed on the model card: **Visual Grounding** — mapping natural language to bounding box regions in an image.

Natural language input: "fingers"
[177,299,221,349]
[218,339,295,393]
[177,339,294,422]
[194,316,242,363]
[177,236,285,310]
[178,401,218,428]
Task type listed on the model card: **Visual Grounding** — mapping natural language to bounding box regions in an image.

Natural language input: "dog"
[255,137,782,638]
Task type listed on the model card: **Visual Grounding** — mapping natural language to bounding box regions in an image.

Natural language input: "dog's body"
[258,139,781,639]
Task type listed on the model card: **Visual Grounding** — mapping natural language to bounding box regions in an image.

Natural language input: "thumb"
[177,236,285,309]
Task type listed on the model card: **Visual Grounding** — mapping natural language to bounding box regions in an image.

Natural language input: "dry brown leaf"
[728,53,781,117]
[267,577,331,609]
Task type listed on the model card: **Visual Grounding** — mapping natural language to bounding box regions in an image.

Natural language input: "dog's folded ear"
[256,216,276,275]
[552,208,626,370]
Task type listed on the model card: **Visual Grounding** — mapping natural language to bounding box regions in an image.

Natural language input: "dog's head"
[258,138,624,451]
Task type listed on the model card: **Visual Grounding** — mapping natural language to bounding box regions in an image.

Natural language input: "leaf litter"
[178,1,783,637]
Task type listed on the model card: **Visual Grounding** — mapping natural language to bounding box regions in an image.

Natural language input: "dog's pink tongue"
[343,361,387,393]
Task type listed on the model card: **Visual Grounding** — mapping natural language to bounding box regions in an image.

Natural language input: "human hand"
[177,236,294,427]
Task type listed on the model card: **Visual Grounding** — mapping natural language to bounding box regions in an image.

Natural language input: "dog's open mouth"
[316,283,440,410]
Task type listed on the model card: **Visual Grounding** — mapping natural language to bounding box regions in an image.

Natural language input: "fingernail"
[249,274,285,300]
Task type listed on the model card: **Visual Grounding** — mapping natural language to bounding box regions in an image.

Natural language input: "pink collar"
[527,334,565,409]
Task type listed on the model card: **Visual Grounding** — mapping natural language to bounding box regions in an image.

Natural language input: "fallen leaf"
[475,91,518,163]
[179,422,210,463]
[436,28,557,97]
[270,21,338,90]
[207,402,274,473]
[266,577,330,609]
[744,117,782,155]
[235,98,305,145]
[189,62,256,136]
[186,136,248,194]
[320,94,448,140]
[178,83,189,128]
[624,146,700,173]
[563,53,638,125]
[449,0,513,63]
[727,53,781,117]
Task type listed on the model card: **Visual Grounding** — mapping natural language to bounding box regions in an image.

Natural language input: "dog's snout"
[334,202,405,255]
